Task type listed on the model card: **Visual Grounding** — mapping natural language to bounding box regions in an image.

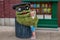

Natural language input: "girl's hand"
[30,11,36,19]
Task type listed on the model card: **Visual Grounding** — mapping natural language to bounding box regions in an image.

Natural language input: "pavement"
[0,26,60,40]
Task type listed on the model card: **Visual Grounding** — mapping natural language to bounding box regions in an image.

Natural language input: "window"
[30,2,52,19]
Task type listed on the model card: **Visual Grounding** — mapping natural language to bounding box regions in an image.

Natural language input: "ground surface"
[0,26,60,40]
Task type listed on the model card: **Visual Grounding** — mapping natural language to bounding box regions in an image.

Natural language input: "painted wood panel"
[58,2,60,27]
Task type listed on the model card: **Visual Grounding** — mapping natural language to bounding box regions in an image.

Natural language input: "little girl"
[30,9,36,39]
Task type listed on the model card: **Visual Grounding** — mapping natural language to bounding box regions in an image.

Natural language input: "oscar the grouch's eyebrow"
[12,3,30,10]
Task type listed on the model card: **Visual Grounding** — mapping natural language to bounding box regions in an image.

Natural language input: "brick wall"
[0,0,21,18]
[4,0,10,18]
[9,0,21,18]
[0,0,4,18]
[0,0,21,26]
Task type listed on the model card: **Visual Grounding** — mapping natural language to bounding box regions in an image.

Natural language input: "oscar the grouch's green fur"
[16,10,38,27]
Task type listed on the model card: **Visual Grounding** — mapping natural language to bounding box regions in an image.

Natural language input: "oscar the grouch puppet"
[13,3,38,39]
[13,3,38,27]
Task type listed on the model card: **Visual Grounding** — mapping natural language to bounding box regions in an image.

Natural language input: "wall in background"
[0,0,21,26]
[0,0,60,27]
[0,0,21,18]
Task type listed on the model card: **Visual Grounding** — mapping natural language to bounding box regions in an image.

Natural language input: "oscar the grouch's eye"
[18,8,21,11]
[26,7,29,10]
[26,6,29,10]
[16,8,21,12]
